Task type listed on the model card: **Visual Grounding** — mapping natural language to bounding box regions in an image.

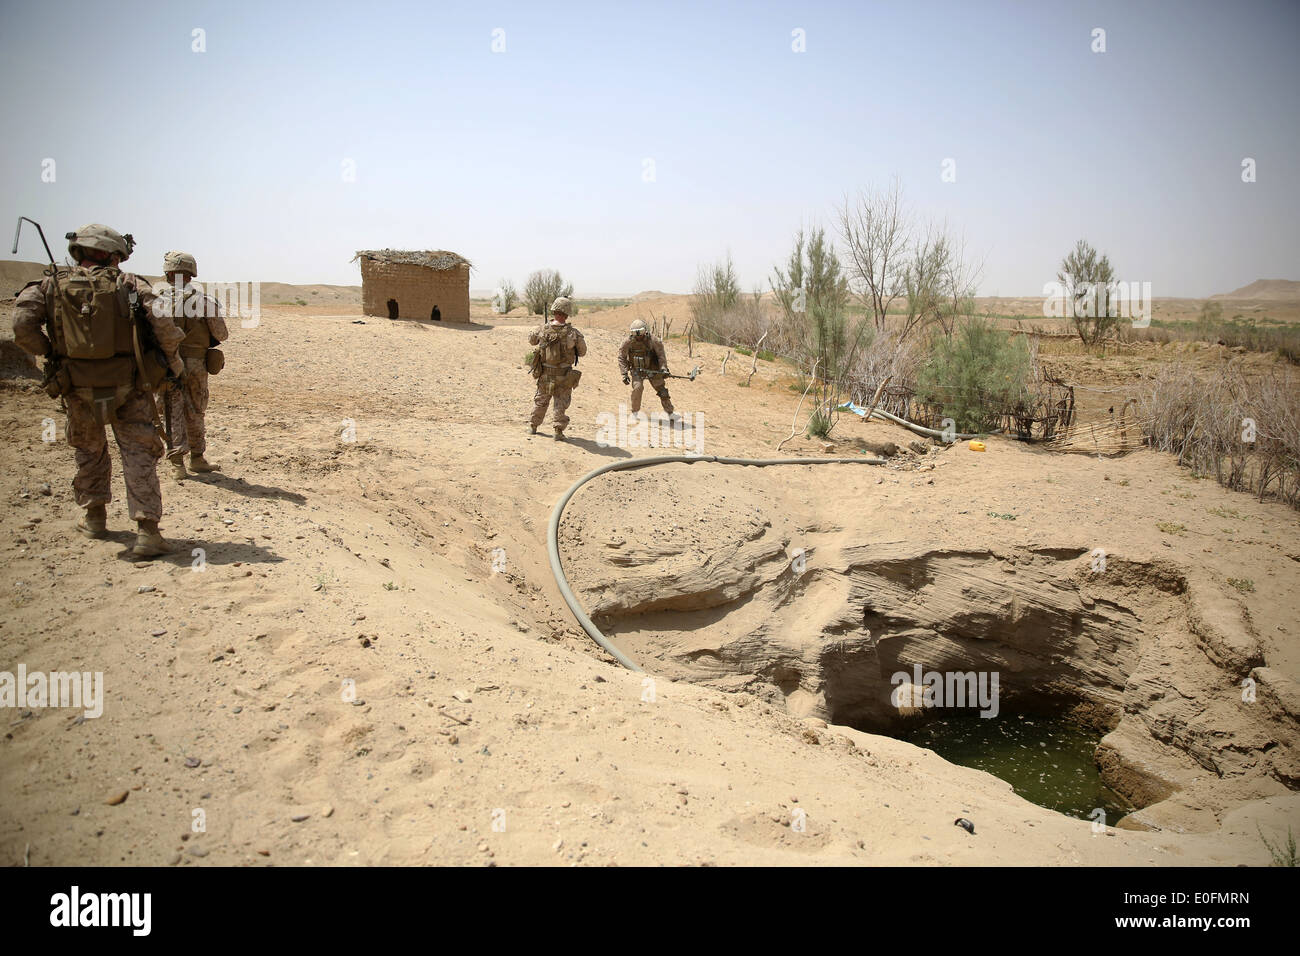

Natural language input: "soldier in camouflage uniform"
[13,224,184,556]
[618,318,675,418]
[527,296,586,441]
[154,251,228,480]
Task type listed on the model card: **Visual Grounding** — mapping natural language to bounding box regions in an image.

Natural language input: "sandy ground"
[0,295,1296,867]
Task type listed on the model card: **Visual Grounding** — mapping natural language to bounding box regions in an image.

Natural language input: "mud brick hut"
[353,249,472,321]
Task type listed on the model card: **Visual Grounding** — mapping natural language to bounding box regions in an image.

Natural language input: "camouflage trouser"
[66,389,165,522]
[530,370,574,431]
[630,373,673,414]
[166,360,210,458]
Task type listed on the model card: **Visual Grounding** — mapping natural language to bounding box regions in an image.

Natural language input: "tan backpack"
[50,268,139,389]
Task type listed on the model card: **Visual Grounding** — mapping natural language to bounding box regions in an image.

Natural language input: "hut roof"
[352,249,472,271]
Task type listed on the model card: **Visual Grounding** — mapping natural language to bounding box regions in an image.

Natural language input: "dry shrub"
[1120,316,1300,362]
[692,289,804,358]
[1139,360,1299,507]
[849,321,926,395]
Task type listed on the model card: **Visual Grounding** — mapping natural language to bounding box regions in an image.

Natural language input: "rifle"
[11,217,65,398]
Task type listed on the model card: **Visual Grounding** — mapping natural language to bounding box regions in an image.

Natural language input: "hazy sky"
[2,0,1296,296]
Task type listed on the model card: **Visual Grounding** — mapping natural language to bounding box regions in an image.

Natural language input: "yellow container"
[968,440,986,452]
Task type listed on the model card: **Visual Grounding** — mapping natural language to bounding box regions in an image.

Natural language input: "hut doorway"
[386,298,399,320]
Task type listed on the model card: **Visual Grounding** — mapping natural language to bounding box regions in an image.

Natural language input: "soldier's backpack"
[52,268,135,388]
[49,267,167,398]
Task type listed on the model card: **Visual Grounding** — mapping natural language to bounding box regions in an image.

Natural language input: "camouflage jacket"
[529,320,586,368]
[152,281,230,356]
[618,334,668,377]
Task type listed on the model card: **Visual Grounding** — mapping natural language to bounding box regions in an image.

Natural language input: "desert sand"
[0,284,1296,867]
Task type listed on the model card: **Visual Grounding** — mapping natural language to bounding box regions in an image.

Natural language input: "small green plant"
[383,581,398,591]
[735,346,752,356]
[756,349,776,362]
[988,512,1017,521]
[806,407,832,438]
[1258,825,1298,866]
[1157,521,1187,535]
[1209,506,1243,519]
[1228,577,1255,593]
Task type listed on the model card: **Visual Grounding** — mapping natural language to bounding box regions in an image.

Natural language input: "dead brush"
[1138,360,1300,508]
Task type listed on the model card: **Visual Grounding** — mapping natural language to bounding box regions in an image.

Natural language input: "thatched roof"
[352,249,472,271]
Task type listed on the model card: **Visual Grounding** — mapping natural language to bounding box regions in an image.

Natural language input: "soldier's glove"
[622,374,630,385]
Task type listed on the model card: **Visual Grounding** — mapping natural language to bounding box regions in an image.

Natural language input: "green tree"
[916,316,1031,432]
[771,226,850,323]
[494,279,518,314]
[1058,239,1118,345]
[524,269,574,316]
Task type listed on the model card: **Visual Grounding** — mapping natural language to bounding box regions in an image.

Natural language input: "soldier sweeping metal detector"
[618,318,690,417]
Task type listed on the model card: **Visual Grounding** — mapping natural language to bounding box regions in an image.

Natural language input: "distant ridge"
[1211,279,1300,301]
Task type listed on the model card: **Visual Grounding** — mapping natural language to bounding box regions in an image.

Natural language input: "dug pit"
[559,462,1299,833]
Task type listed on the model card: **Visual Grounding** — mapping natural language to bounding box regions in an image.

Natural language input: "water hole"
[900,712,1133,824]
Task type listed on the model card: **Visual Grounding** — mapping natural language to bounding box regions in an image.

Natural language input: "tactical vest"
[50,267,137,388]
[538,324,581,367]
[626,337,656,372]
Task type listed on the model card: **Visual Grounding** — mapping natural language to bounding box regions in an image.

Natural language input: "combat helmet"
[66,223,134,263]
[550,295,573,317]
[163,250,198,277]
[629,319,648,335]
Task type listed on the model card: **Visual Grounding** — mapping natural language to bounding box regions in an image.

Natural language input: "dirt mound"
[0,259,49,295]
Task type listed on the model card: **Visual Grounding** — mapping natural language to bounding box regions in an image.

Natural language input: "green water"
[901,713,1133,824]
